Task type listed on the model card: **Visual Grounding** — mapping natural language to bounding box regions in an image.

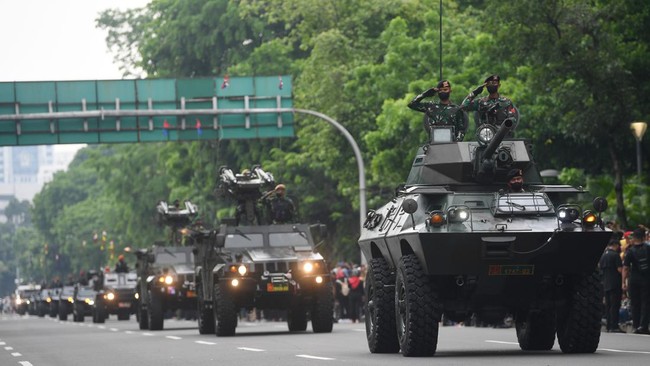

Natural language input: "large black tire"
[58,302,68,321]
[198,284,215,335]
[396,254,440,357]
[214,284,237,336]
[147,290,164,331]
[557,271,602,353]
[365,257,399,353]
[288,306,308,332]
[516,309,556,351]
[311,281,334,333]
[138,300,149,330]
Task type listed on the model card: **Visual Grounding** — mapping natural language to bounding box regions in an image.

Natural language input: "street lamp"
[630,121,647,178]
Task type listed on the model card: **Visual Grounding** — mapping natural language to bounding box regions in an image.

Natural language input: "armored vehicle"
[57,285,76,321]
[14,284,40,315]
[192,166,333,336]
[92,271,138,323]
[359,121,611,356]
[135,200,199,331]
[72,286,97,322]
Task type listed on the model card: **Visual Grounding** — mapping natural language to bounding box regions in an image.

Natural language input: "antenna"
[439,0,443,81]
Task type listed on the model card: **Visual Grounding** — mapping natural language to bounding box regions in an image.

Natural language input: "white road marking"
[238,347,265,352]
[125,331,134,334]
[599,348,650,355]
[110,328,119,332]
[142,332,154,336]
[11,352,22,357]
[19,362,33,366]
[97,326,106,329]
[0,342,5,345]
[5,346,13,350]
[166,336,182,340]
[195,341,216,345]
[485,340,519,345]
[296,355,335,360]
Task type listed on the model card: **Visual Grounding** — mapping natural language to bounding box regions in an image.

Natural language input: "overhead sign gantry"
[0,75,293,146]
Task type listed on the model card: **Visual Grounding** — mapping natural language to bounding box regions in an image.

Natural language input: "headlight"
[68,297,74,303]
[557,207,580,223]
[582,210,597,227]
[231,279,239,287]
[315,276,323,284]
[428,211,446,227]
[447,207,469,223]
[164,275,174,285]
[15,298,22,305]
[237,265,247,276]
[105,292,115,301]
[46,297,52,303]
[134,293,140,300]
[303,262,314,273]
[85,298,94,305]
[476,124,497,145]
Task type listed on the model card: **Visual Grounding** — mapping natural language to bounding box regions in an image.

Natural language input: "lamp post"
[630,121,647,178]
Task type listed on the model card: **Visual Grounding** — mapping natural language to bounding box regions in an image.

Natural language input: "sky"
[0,0,149,82]
[0,0,150,158]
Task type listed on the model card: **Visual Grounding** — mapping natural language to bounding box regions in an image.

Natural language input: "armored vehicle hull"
[360,125,610,356]
[92,271,138,323]
[194,223,333,336]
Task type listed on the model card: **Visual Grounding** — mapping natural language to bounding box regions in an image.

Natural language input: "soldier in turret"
[506,168,525,193]
[461,75,519,132]
[261,184,295,224]
[408,80,468,141]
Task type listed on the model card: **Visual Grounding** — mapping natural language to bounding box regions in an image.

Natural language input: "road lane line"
[599,348,650,355]
[19,362,33,366]
[485,340,519,345]
[296,355,335,360]
[238,347,265,352]
[0,342,5,345]
[5,346,13,350]
[97,326,106,329]
[12,352,22,357]
[142,332,154,336]
[125,331,134,334]
[110,328,119,332]
[195,341,216,345]
[166,336,182,340]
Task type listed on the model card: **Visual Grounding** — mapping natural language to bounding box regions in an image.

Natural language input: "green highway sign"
[0,75,293,146]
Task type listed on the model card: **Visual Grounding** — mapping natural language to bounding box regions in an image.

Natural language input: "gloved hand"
[471,84,484,96]
[422,87,438,98]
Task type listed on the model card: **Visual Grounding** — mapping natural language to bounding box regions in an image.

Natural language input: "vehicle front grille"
[254,261,297,274]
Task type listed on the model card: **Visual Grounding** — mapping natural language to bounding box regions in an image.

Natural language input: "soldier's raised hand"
[471,84,485,96]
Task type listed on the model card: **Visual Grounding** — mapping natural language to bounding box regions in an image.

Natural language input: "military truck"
[57,285,76,321]
[192,166,333,336]
[14,284,40,315]
[92,271,138,323]
[135,200,199,331]
[72,286,97,322]
[359,120,611,356]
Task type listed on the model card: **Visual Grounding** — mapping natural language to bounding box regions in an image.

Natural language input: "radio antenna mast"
[439,0,443,80]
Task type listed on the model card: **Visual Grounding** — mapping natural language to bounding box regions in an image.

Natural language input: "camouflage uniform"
[408,89,467,141]
[461,75,519,128]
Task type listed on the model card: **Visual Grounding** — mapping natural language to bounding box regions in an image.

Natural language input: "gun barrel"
[482,119,514,159]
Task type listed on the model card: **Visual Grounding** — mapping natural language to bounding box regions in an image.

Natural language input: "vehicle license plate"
[118,302,130,308]
[488,265,534,276]
[267,283,289,292]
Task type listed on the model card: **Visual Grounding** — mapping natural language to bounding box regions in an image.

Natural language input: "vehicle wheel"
[198,284,215,334]
[214,284,237,336]
[516,309,556,350]
[288,306,308,332]
[396,254,440,357]
[365,257,399,353]
[58,302,68,321]
[117,310,130,321]
[557,271,602,353]
[138,300,149,330]
[147,290,164,330]
[311,281,334,333]
[73,304,82,322]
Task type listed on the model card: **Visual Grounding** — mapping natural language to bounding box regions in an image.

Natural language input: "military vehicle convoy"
[191,166,333,336]
[135,200,199,330]
[92,271,138,323]
[359,120,611,356]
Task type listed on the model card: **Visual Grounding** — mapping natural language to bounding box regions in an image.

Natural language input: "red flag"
[163,120,171,137]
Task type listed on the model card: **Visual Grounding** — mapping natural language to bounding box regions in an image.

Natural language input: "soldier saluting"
[408,80,468,141]
[461,74,519,132]
[261,184,296,224]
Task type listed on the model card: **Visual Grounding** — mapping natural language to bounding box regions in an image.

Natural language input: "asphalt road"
[1,313,648,366]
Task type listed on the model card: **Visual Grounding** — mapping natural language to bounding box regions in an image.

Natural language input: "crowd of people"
[600,224,650,334]
[331,262,366,323]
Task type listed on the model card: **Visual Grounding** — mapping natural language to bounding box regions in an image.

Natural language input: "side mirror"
[593,197,608,213]
[402,198,418,214]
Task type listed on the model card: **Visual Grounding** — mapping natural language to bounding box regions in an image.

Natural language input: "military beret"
[484,74,500,83]
[631,228,646,239]
[437,80,451,88]
[507,168,523,180]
